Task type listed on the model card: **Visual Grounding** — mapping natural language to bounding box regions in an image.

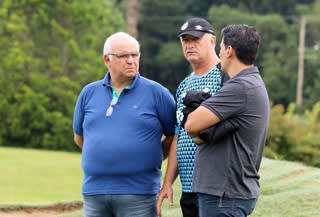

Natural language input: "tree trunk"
[124,0,139,38]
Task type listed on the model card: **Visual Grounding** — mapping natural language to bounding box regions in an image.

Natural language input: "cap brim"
[177,31,205,39]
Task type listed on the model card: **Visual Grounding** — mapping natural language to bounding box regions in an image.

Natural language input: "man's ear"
[103,55,110,66]
[226,45,233,57]
[210,35,217,46]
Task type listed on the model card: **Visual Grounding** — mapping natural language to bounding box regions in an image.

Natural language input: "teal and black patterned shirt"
[176,66,222,192]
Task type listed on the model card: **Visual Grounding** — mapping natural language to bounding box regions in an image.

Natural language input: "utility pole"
[296,16,306,107]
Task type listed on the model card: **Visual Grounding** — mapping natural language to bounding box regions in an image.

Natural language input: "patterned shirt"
[176,66,222,192]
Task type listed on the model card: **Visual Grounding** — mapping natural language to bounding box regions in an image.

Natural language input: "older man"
[73,32,176,217]
[156,17,224,217]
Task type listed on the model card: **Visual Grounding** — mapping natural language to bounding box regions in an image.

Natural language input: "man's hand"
[192,136,204,145]
[73,133,83,149]
[156,184,174,217]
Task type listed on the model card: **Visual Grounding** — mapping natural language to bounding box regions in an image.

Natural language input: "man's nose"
[185,41,194,48]
[126,55,134,62]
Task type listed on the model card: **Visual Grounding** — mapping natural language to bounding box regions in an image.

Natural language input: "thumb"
[156,193,165,217]
[167,189,173,206]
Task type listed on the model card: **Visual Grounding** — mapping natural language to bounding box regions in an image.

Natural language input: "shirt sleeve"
[156,86,177,137]
[201,80,246,121]
[72,88,85,135]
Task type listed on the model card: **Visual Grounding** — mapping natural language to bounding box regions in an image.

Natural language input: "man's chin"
[187,57,200,64]
[126,71,138,78]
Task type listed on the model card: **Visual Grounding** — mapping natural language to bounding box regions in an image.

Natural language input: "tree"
[207,5,300,107]
[211,0,315,15]
[295,0,320,109]
[123,0,139,37]
[0,0,125,150]
[138,0,190,93]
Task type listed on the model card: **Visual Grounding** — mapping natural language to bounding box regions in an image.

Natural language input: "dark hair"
[221,24,260,65]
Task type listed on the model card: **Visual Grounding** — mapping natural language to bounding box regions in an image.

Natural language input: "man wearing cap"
[156,17,224,217]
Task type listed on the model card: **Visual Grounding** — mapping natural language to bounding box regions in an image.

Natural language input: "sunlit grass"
[0,146,82,202]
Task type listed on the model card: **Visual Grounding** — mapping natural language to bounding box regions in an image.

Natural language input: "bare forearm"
[73,134,83,149]
[156,135,178,216]
[162,135,174,160]
[185,106,220,135]
[162,135,178,186]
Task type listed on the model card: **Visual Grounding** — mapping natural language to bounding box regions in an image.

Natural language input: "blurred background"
[0,0,319,168]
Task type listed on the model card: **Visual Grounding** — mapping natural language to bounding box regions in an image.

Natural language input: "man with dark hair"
[184,24,269,217]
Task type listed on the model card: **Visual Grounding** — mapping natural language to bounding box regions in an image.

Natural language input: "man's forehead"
[112,39,138,50]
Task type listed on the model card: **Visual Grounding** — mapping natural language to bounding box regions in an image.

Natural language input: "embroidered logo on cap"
[195,25,204,30]
[181,22,188,30]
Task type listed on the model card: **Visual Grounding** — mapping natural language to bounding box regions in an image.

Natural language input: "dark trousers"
[180,192,199,217]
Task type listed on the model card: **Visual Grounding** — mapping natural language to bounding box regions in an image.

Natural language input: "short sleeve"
[72,89,85,135]
[201,80,246,121]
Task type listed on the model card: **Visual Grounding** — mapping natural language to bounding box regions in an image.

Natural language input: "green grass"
[252,158,320,217]
[1,146,320,217]
[0,146,82,202]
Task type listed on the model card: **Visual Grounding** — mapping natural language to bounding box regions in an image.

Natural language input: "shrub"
[266,103,320,167]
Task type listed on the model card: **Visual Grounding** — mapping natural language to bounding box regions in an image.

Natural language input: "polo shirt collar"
[233,66,259,79]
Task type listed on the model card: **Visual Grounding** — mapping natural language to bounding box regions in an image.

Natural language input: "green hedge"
[266,102,320,167]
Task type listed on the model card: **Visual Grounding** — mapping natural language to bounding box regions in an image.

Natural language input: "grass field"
[1,146,320,217]
[0,147,82,202]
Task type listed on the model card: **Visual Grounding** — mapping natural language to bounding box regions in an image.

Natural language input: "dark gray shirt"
[192,66,269,199]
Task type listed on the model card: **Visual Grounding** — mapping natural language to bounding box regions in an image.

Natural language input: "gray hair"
[103,32,140,55]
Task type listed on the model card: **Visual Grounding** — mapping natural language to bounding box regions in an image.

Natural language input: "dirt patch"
[0,201,82,217]
[0,209,74,217]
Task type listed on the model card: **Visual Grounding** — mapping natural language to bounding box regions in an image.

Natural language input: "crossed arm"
[181,90,238,143]
[184,105,221,137]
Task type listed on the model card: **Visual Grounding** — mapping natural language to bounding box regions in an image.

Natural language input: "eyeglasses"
[106,98,118,117]
[108,52,140,60]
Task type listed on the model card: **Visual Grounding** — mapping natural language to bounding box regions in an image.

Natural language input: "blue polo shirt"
[73,73,176,195]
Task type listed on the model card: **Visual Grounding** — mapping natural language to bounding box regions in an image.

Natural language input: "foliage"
[138,0,190,93]
[0,0,125,150]
[0,0,320,171]
[211,0,315,14]
[138,0,320,109]
[207,2,320,109]
[207,5,299,106]
[266,103,320,167]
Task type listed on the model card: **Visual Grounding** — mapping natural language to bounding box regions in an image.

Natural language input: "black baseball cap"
[177,17,215,39]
